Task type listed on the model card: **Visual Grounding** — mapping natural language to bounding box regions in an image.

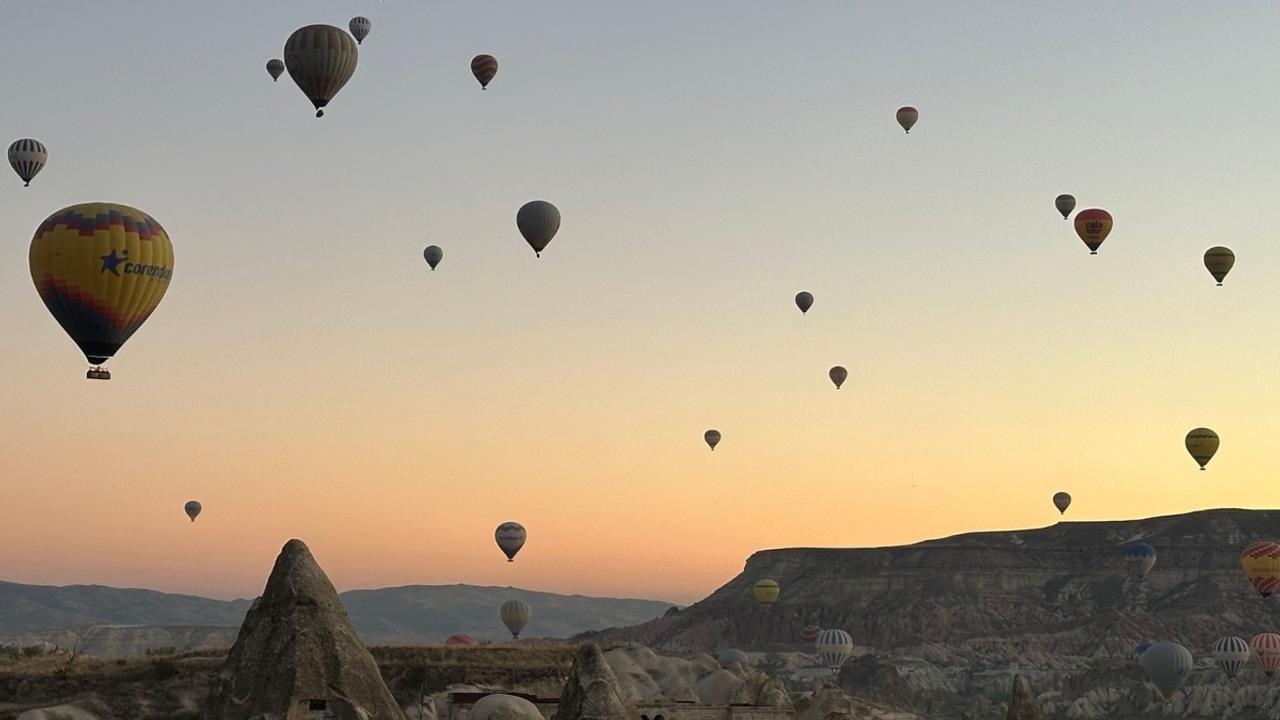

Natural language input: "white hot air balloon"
[815,628,853,673]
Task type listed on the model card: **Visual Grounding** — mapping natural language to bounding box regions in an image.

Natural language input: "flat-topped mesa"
[207,538,406,720]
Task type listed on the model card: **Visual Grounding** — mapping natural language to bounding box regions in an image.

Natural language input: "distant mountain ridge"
[0,580,673,653]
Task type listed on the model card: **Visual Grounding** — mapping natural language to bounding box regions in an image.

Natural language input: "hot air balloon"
[284,25,358,117]
[1213,636,1250,679]
[794,292,814,316]
[184,501,202,523]
[753,579,780,608]
[1073,208,1112,254]
[1055,194,1075,220]
[718,649,749,667]
[517,201,560,257]
[896,106,918,134]
[1253,633,1280,676]
[1241,541,1280,597]
[495,522,526,562]
[829,366,848,390]
[424,245,443,271]
[704,429,721,451]
[815,629,853,673]
[1140,642,1193,697]
[266,59,285,82]
[1185,427,1219,470]
[1134,642,1153,661]
[472,55,499,89]
[348,17,372,44]
[1204,247,1235,286]
[9,139,46,187]
[801,625,823,643]
[1125,542,1157,582]
[29,203,175,379]
[1052,492,1071,515]
[446,634,478,647]
[500,599,531,639]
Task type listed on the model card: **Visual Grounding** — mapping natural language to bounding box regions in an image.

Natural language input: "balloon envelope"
[795,292,813,314]
[1241,541,1280,597]
[1185,427,1219,469]
[445,634,478,647]
[704,429,721,451]
[424,245,443,270]
[500,599,532,639]
[29,202,175,369]
[1213,636,1249,679]
[348,17,371,44]
[1204,247,1235,285]
[495,522,526,562]
[753,579,779,608]
[1134,642,1153,661]
[1052,492,1071,515]
[1140,642,1193,697]
[1125,542,1156,581]
[801,625,823,642]
[1055,194,1075,219]
[266,59,285,81]
[184,501,202,522]
[896,106,918,133]
[829,366,848,389]
[284,25,358,117]
[472,55,499,88]
[516,201,560,256]
[1073,209,1112,254]
[815,629,853,672]
[9,138,46,186]
[717,649,749,667]
[1253,633,1280,676]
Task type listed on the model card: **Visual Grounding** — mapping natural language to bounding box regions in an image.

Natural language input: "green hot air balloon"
[517,201,560,257]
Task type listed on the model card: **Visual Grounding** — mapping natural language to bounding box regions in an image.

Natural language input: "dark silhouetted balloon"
[472,55,499,89]
[517,201,560,257]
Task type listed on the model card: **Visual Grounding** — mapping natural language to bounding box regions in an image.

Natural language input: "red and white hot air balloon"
[1252,633,1280,676]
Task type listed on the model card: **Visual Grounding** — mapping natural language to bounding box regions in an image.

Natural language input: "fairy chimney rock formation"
[1006,674,1045,720]
[207,538,406,720]
[558,642,639,720]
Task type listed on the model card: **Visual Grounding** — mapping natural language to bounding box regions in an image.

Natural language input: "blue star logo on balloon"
[29,203,174,378]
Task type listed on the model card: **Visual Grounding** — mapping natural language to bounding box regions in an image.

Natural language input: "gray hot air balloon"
[1055,194,1076,220]
[1204,247,1234,286]
[184,500,202,523]
[1052,492,1071,515]
[517,201,560,257]
[495,522,526,562]
[704,429,721,451]
[1140,641,1193,697]
[829,366,848,389]
[815,629,853,673]
[500,599,532,639]
[424,245,443,271]
[284,25,359,118]
[718,649,749,667]
[8,139,46,187]
[795,292,813,315]
[266,59,285,82]
[896,106,919,134]
[348,16,372,45]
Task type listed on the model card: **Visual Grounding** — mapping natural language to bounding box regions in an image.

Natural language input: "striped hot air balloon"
[284,25,359,117]
[815,629,853,673]
[9,138,47,186]
[471,54,499,89]
[801,625,823,643]
[1185,428,1219,470]
[1140,641,1193,697]
[1252,633,1280,676]
[28,203,175,378]
[1242,542,1280,597]
[1125,542,1157,582]
[500,599,531,639]
[1213,636,1250,679]
[266,59,285,82]
[348,16,371,44]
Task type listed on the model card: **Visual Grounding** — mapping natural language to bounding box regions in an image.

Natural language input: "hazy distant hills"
[0,581,673,653]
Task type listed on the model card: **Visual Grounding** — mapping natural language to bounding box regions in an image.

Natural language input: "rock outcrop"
[1006,675,1043,720]
[471,693,544,720]
[558,643,638,720]
[206,538,405,720]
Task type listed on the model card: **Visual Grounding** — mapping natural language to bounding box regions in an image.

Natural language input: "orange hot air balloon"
[1074,209,1112,254]
[29,203,175,379]
[1242,542,1280,598]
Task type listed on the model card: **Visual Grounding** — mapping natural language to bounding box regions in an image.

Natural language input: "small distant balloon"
[1133,642,1152,661]
[1213,636,1249,679]
[704,429,721,451]
[500,599,532,639]
[1125,542,1156,582]
[424,245,443,271]
[1139,641,1193,697]
[446,634,478,647]
[1241,541,1280,598]
[266,59,285,82]
[1204,247,1234,286]
[184,501,202,523]
[753,579,780,608]
[9,139,47,187]
[495,522,526,562]
[815,629,853,673]
[517,201,560,257]
[1055,194,1075,220]
[800,625,823,642]
[717,649,749,667]
[348,16,372,44]
[829,366,847,389]
[1073,208,1112,254]
[472,55,499,89]
[284,25,358,118]
[1052,492,1071,515]
[1253,634,1280,676]
[1185,427,1219,470]
[795,292,813,315]
[896,106,918,134]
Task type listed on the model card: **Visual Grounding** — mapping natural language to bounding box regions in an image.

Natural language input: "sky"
[3,1,1280,605]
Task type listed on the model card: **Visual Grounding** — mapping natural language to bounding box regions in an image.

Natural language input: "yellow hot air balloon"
[753,579,780,609]
[1185,427,1219,470]
[29,203,175,379]
[1242,542,1280,598]
[1073,209,1112,254]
